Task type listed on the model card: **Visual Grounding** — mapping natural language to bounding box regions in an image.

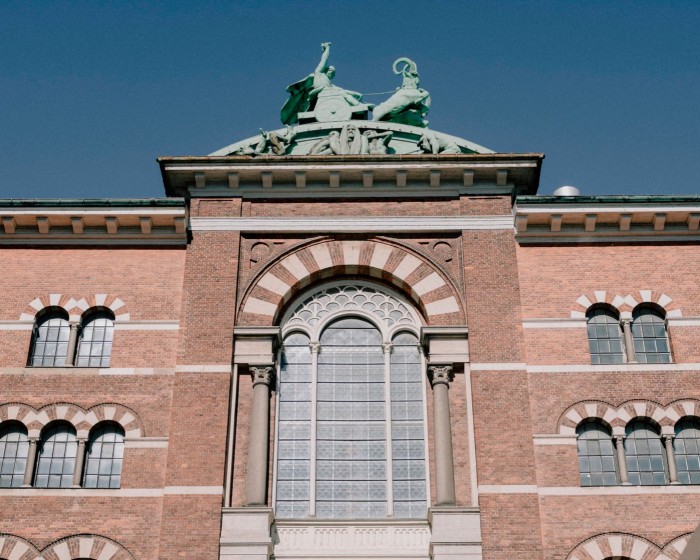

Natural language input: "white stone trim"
[190,215,513,232]
[0,321,34,330]
[478,485,538,494]
[469,362,527,371]
[163,485,224,495]
[668,317,700,327]
[4,207,184,216]
[124,437,169,448]
[533,434,578,445]
[538,486,700,496]
[174,364,232,372]
[527,363,700,373]
[113,320,179,330]
[0,488,163,497]
[523,319,587,329]
[0,367,176,376]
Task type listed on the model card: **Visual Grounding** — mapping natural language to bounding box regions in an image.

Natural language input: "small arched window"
[631,306,670,363]
[35,421,77,488]
[0,421,29,488]
[28,308,71,367]
[586,306,624,364]
[76,309,115,367]
[84,422,124,488]
[625,420,667,485]
[674,418,700,485]
[576,421,617,486]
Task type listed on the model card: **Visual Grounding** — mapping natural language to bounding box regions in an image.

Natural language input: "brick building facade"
[1,119,698,560]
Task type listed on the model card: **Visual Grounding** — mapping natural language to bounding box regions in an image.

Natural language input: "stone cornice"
[0,200,187,246]
[159,153,543,198]
[514,198,700,244]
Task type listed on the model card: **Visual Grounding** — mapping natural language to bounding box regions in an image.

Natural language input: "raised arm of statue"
[315,42,331,74]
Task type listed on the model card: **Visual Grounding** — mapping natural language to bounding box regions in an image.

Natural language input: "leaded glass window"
[275,282,427,520]
[576,421,617,486]
[84,422,124,488]
[0,421,29,488]
[76,310,114,367]
[674,418,700,485]
[35,422,77,488]
[586,306,624,364]
[625,420,667,485]
[28,309,70,367]
[631,306,670,363]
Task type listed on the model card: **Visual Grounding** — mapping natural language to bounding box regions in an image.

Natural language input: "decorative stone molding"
[421,326,468,364]
[233,327,280,366]
[20,294,131,322]
[557,399,700,435]
[0,533,41,559]
[428,365,454,387]
[566,531,690,560]
[251,366,274,387]
[239,240,463,326]
[42,534,135,560]
[0,402,145,439]
[570,290,682,320]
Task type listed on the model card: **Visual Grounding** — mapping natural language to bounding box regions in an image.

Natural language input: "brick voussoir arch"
[0,533,42,560]
[567,532,662,560]
[661,534,691,560]
[239,239,464,326]
[41,534,135,560]
[0,402,144,439]
[570,290,682,319]
[19,294,77,321]
[558,399,700,435]
[72,294,130,322]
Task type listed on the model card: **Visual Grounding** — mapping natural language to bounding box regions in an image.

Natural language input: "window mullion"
[382,341,394,517]
[309,341,320,517]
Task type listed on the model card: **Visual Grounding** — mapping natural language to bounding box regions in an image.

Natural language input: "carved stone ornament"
[428,364,454,386]
[250,366,274,386]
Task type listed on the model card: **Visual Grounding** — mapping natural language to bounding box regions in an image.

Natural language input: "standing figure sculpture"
[281,42,373,124]
[373,58,431,128]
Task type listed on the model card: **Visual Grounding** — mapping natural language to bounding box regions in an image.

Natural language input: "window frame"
[75,308,116,368]
[272,281,430,520]
[585,304,625,365]
[27,307,71,367]
[630,304,671,364]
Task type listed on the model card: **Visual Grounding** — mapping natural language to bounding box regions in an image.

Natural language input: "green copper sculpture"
[373,58,431,128]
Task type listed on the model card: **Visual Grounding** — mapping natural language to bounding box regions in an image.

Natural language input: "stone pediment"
[210,121,494,157]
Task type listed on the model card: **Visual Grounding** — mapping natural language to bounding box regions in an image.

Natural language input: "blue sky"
[1,1,698,198]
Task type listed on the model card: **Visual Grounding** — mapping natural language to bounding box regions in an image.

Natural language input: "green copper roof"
[0,198,185,208]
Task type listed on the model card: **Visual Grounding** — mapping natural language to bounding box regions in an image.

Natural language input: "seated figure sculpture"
[373,58,431,128]
[281,42,373,124]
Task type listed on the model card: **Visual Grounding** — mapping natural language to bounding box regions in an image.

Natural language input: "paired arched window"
[586,303,670,364]
[673,418,700,484]
[275,283,427,520]
[0,419,125,488]
[624,420,667,485]
[28,308,115,367]
[576,421,617,486]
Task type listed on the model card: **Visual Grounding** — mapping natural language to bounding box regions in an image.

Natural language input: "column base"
[220,507,274,560]
[429,506,482,560]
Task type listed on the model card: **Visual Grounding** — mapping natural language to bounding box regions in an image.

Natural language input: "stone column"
[308,341,320,517]
[22,438,38,487]
[246,366,274,506]
[614,435,630,484]
[382,342,395,516]
[620,319,636,363]
[72,438,87,487]
[429,364,456,506]
[662,434,679,484]
[65,321,80,366]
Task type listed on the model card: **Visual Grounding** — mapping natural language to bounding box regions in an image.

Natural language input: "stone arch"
[571,290,682,320]
[239,239,464,326]
[19,294,77,321]
[42,534,134,560]
[82,403,144,438]
[616,400,667,430]
[0,403,40,436]
[665,399,700,429]
[0,533,41,560]
[558,400,617,435]
[567,533,661,560]
[661,534,691,560]
[71,295,129,322]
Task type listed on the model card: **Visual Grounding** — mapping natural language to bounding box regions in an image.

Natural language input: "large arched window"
[274,283,427,520]
[0,421,29,488]
[586,306,624,364]
[35,421,77,488]
[76,309,115,367]
[576,421,617,486]
[631,306,670,363]
[674,418,700,485]
[625,420,667,485]
[28,308,71,367]
[84,422,124,488]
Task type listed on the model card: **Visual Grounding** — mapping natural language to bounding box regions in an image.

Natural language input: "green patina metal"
[0,198,186,208]
[516,195,700,205]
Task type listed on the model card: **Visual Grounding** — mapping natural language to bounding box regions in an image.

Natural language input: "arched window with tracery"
[76,309,115,367]
[0,421,29,488]
[28,308,71,367]
[586,305,624,364]
[274,282,428,520]
[631,305,670,363]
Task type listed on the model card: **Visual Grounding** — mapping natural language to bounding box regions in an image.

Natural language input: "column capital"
[429,364,454,387]
[613,434,626,443]
[381,342,393,355]
[309,341,321,354]
[251,365,275,387]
